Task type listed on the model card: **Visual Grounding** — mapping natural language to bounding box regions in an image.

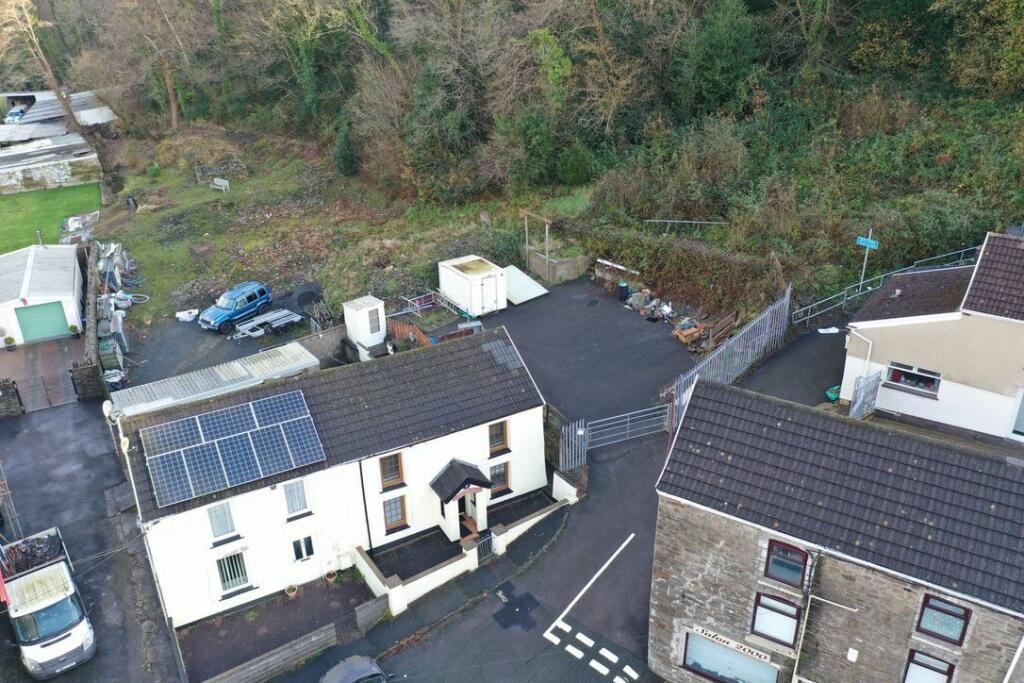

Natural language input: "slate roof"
[123,328,542,521]
[850,266,973,324]
[429,459,492,503]
[962,232,1024,321]
[658,381,1024,614]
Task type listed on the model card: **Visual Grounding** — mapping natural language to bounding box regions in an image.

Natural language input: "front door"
[458,496,467,516]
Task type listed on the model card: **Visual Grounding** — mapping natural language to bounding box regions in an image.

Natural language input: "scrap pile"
[620,283,741,354]
[94,242,149,389]
[60,211,100,246]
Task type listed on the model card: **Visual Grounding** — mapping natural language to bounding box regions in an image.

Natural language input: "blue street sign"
[856,236,880,250]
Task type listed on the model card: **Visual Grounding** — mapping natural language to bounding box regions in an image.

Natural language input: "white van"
[2,529,96,679]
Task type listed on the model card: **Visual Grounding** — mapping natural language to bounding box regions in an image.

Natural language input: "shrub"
[556,142,594,186]
[145,163,161,179]
[332,116,359,176]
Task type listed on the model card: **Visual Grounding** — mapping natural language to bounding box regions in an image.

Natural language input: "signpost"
[856,229,879,291]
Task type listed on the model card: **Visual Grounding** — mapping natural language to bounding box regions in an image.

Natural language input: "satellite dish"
[120,436,130,454]
[102,400,113,418]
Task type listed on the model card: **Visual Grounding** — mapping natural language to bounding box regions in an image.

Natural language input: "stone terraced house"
[649,381,1024,683]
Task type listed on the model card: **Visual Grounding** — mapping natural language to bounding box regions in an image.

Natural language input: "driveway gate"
[16,371,77,412]
[559,406,669,471]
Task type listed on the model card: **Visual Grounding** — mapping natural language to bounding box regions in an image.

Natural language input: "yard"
[92,126,590,317]
[0,183,102,252]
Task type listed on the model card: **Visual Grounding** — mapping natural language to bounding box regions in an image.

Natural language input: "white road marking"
[623,664,639,680]
[565,644,585,659]
[575,632,595,647]
[543,632,561,645]
[555,621,571,633]
[543,533,636,639]
[614,677,626,683]
[589,660,610,676]
[599,648,619,663]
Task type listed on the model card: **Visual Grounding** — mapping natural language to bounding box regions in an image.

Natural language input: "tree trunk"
[160,57,180,129]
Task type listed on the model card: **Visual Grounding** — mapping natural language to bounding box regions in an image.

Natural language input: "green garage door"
[16,302,69,343]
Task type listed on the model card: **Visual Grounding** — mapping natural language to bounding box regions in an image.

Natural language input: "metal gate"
[477,529,494,563]
[16,371,77,412]
[587,405,669,449]
[558,406,669,471]
[849,372,882,420]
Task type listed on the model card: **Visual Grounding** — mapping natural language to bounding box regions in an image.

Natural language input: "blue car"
[198,281,272,334]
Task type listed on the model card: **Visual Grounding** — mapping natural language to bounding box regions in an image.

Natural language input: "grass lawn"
[0,183,103,253]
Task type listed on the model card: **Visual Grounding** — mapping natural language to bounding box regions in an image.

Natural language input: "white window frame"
[208,502,235,539]
[284,480,309,517]
[368,308,381,335]
[885,362,941,396]
[216,552,249,593]
[292,536,314,561]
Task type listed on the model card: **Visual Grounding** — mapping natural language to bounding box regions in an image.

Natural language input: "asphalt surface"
[280,433,668,683]
[0,401,177,682]
[739,328,848,406]
[440,278,696,420]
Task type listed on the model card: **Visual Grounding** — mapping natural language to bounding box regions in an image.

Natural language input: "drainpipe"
[848,327,874,378]
[791,555,859,683]
[1002,633,1024,683]
[357,458,373,552]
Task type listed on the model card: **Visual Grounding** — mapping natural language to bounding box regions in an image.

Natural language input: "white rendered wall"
[361,405,547,549]
[145,405,547,626]
[841,357,1021,438]
[0,295,81,345]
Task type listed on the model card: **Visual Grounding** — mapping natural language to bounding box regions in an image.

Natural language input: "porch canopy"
[430,459,491,503]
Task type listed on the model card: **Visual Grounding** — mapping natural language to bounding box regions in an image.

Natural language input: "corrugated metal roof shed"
[109,342,320,417]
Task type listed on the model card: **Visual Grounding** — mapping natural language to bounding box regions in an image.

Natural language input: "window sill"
[745,633,796,659]
[490,488,513,500]
[910,632,963,653]
[220,585,256,601]
[385,523,410,536]
[882,382,939,400]
[211,534,242,549]
[489,447,512,458]
[381,482,406,494]
[286,511,313,523]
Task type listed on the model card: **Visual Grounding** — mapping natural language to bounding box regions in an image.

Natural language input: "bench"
[210,177,230,192]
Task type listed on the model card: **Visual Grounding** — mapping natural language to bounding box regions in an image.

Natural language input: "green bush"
[556,142,594,186]
[145,163,161,179]
[332,116,359,176]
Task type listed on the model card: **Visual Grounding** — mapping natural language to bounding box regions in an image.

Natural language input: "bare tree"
[0,0,82,133]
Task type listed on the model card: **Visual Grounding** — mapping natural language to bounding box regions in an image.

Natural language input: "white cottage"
[839,232,1024,440]
[0,245,83,345]
[115,328,555,627]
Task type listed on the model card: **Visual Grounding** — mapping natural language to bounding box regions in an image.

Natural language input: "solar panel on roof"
[251,392,307,427]
[140,417,202,456]
[250,425,294,476]
[147,453,193,507]
[199,404,256,441]
[283,417,326,466]
[141,390,324,508]
[183,443,227,496]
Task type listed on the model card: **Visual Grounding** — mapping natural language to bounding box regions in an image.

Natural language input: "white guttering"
[656,490,1024,622]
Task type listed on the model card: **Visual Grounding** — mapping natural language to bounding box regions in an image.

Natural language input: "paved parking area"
[0,336,82,381]
[447,278,696,420]
[0,401,178,682]
[739,329,848,406]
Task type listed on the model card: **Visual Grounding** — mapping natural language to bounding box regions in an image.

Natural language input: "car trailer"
[229,309,303,340]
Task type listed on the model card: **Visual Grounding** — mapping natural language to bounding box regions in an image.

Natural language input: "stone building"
[649,381,1024,683]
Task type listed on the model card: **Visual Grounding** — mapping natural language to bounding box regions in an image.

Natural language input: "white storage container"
[437,256,507,317]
